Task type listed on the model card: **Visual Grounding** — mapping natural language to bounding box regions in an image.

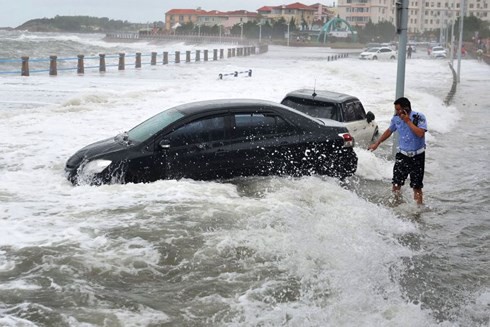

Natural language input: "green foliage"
[17,15,156,32]
[356,19,396,43]
[453,16,490,40]
[226,16,299,40]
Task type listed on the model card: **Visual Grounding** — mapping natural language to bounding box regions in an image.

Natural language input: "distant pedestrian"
[368,97,427,205]
[476,48,483,62]
[407,45,413,59]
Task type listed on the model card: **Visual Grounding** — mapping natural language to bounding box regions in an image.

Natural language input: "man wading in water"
[368,97,428,205]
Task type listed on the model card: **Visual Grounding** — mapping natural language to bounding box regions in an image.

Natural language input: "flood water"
[0,32,489,326]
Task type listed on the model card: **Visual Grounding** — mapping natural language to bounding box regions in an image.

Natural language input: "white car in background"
[359,47,397,60]
[430,46,447,58]
[281,89,379,147]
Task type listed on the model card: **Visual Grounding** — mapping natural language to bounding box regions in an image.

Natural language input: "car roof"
[171,98,289,116]
[283,89,359,104]
[169,98,341,126]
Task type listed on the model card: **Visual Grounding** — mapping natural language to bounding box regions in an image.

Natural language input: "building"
[310,3,338,24]
[164,9,207,31]
[165,8,258,32]
[166,3,333,33]
[257,2,318,30]
[336,0,490,34]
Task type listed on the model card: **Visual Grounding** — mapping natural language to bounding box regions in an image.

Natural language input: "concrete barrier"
[99,54,106,72]
[444,63,458,105]
[5,46,268,76]
[77,55,84,74]
[50,56,57,76]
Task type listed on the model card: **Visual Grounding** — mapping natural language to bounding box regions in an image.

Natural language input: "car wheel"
[390,56,396,59]
[372,56,378,60]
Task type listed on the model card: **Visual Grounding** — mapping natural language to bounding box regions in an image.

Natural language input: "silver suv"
[281,89,378,147]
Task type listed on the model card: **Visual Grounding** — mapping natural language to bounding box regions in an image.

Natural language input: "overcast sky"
[1,0,335,28]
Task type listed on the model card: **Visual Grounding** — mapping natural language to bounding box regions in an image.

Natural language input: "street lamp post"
[198,24,201,37]
[457,0,466,83]
[240,23,243,40]
[284,21,290,46]
[257,22,262,43]
[287,22,290,46]
[219,24,222,42]
[450,0,457,63]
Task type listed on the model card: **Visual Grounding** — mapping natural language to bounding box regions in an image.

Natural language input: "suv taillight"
[338,133,354,148]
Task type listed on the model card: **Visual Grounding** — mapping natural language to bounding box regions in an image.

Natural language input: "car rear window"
[233,113,292,137]
[281,97,338,121]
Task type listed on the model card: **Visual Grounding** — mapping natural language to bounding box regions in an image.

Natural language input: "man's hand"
[368,128,393,151]
[399,110,410,123]
[368,142,378,151]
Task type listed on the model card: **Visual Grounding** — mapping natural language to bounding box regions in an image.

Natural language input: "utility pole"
[450,0,457,63]
[457,0,466,83]
[284,21,290,46]
[258,22,262,43]
[393,0,409,157]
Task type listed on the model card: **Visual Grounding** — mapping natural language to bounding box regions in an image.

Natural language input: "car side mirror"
[366,111,375,123]
[159,139,171,149]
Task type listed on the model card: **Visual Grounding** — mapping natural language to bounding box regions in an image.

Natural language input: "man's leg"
[392,153,408,203]
[410,153,425,205]
[392,184,402,202]
[414,188,423,205]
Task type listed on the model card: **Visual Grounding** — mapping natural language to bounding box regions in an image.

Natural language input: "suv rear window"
[281,97,338,121]
[342,101,366,122]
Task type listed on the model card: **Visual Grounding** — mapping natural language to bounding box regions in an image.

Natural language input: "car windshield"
[127,108,185,143]
[433,47,444,51]
[281,98,338,120]
[366,48,380,52]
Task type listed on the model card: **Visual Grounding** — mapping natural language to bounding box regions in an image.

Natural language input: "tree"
[454,16,490,40]
[377,21,396,42]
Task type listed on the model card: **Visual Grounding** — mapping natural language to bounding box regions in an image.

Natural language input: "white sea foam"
[1,34,489,326]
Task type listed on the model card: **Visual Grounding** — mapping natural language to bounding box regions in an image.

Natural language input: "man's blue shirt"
[389,110,427,151]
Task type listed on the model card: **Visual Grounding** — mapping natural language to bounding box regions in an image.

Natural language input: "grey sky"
[1,0,335,28]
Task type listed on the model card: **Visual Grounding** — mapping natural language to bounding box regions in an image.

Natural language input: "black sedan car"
[65,99,357,185]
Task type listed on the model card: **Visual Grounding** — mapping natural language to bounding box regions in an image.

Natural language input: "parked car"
[364,42,382,50]
[359,47,397,60]
[427,42,440,55]
[280,89,378,147]
[65,99,358,185]
[430,46,447,58]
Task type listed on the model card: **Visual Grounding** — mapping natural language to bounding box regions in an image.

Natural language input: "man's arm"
[368,128,392,151]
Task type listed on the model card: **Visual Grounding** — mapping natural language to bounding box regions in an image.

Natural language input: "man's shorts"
[392,152,425,189]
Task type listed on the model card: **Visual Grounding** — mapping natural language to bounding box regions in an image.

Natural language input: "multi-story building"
[165,9,258,32]
[165,3,334,33]
[310,3,338,25]
[402,0,489,34]
[337,0,489,34]
[164,9,207,31]
[257,3,318,29]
